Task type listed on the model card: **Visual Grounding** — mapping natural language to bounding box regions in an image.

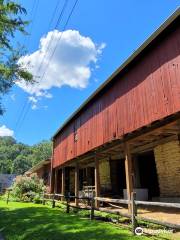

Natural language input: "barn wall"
[53,18,180,168]
[154,140,180,197]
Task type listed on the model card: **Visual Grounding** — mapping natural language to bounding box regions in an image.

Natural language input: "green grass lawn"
[0,200,174,240]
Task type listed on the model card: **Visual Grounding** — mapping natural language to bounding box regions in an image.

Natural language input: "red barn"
[51,9,180,208]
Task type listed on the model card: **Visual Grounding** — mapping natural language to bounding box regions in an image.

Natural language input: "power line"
[46,0,62,31]
[15,101,31,134]
[15,0,66,134]
[15,0,79,136]
[15,0,40,132]
[15,0,61,134]
[35,0,69,77]
[23,0,40,50]
[39,0,79,85]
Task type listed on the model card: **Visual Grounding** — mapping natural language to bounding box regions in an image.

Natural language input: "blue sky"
[0,0,179,145]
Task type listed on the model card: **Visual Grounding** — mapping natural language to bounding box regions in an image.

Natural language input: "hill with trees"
[0,137,52,175]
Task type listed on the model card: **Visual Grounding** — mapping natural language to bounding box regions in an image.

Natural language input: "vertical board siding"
[53,22,180,168]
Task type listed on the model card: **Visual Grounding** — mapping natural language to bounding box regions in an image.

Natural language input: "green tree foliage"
[0,136,52,174]
[31,141,52,165]
[0,0,33,114]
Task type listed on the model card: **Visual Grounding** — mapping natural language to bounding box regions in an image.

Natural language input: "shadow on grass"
[0,203,154,240]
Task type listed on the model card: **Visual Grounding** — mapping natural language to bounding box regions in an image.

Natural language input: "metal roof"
[52,8,180,139]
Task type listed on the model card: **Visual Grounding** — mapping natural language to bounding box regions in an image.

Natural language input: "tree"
[0,0,33,114]
[0,136,52,174]
[13,155,32,175]
[31,141,52,165]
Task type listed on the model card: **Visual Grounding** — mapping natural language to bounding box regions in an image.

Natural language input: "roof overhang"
[25,159,51,175]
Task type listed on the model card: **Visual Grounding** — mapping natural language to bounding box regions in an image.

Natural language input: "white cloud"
[17,30,105,104]
[10,94,16,101]
[28,96,38,110]
[28,96,38,103]
[0,125,14,137]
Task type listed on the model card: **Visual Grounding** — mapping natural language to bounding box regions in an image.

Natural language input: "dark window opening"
[110,159,126,197]
[136,151,160,199]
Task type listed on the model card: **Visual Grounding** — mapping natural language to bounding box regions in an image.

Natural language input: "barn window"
[74,131,78,142]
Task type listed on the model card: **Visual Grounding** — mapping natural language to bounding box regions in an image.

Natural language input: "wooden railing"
[41,192,180,233]
[6,191,180,234]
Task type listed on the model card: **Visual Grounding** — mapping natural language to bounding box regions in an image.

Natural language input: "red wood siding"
[53,19,180,168]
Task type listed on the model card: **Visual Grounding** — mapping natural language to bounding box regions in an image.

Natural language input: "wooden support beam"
[75,162,79,206]
[124,142,134,213]
[50,141,55,193]
[50,168,55,194]
[131,134,178,154]
[61,167,65,201]
[95,156,100,208]
[54,169,58,194]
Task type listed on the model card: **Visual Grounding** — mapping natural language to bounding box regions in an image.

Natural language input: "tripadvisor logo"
[135,227,143,236]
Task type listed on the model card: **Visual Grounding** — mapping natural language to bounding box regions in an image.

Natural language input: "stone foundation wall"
[154,140,180,197]
[99,159,111,193]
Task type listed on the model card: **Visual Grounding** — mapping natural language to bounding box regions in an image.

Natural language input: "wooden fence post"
[131,192,137,235]
[66,192,70,213]
[6,189,10,205]
[52,194,55,208]
[42,191,45,205]
[90,195,95,220]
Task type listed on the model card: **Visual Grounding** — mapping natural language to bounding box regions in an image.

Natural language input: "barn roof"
[25,158,51,175]
[52,8,180,139]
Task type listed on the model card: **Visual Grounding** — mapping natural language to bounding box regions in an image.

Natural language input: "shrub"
[11,174,46,202]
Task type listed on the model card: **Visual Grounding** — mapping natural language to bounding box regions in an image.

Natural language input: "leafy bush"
[11,174,46,202]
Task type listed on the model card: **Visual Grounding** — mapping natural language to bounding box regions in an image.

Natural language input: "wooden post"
[54,169,58,194]
[124,142,133,213]
[42,190,45,205]
[52,193,55,208]
[75,162,79,206]
[50,168,55,193]
[61,167,65,201]
[50,141,55,193]
[131,192,137,235]
[6,189,10,205]
[90,194,95,220]
[66,192,70,213]
[95,156,100,208]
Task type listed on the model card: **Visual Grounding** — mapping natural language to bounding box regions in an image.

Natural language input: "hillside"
[0,137,52,175]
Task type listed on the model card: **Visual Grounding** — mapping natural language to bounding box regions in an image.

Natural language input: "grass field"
[0,200,176,240]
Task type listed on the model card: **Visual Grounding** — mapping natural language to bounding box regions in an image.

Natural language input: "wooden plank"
[75,162,79,206]
[95,197,129,204]
[135,200,180,209]
[124,143,133,212]
[95,196,180,209]
[130,134,178,154]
